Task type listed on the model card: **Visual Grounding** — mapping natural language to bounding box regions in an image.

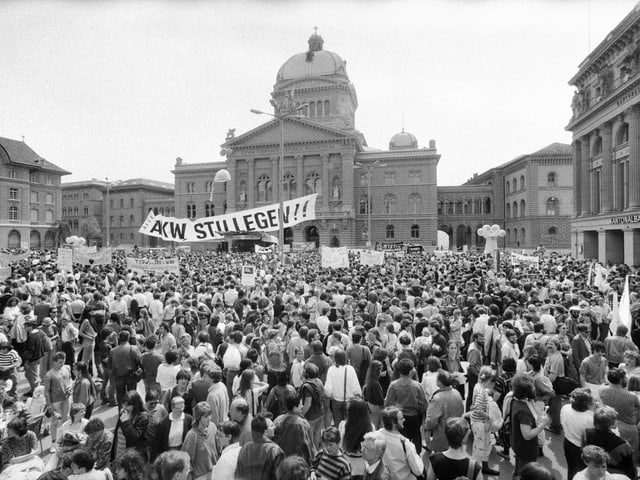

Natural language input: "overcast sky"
[0,0,638,187]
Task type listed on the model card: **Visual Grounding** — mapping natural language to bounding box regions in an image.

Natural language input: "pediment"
[224,118,355,149]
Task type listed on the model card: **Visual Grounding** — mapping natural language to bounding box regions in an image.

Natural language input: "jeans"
[25,359,41,392]
[400,413,424,454]
[114,376,137,406]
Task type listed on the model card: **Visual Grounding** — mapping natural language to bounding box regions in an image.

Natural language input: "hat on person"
[41,318,53,327]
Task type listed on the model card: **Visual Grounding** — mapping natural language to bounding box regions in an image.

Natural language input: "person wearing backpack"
[264,370,296,418]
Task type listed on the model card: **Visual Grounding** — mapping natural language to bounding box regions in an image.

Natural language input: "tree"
[46,220,72,248]
[80,216,103,246]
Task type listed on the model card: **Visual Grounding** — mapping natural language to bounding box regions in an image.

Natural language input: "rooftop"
[0,136,70,175]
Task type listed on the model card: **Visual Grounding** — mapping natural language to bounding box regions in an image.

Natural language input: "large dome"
[389,130,418,150]
[276,32,348,83]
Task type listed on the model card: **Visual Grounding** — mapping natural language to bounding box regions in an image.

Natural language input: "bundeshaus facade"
[567,3,640,265]
[173,32,439,250]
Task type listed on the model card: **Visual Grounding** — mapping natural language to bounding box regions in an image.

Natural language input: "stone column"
[598,230,607,264]
[341,152,355,210]
[601,122,614,212]
[580,135,591,215]
[271,156,279,204]
[573,140,582,216]
[295,155,303,199]
[629,105,640,208]
[247,158,255,208]
[227,157,237,212]
[321,153,329,210]
[624,230,636,266]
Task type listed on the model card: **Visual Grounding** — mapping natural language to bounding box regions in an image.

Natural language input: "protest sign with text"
[139,194,317,242]
[126,257,180,276]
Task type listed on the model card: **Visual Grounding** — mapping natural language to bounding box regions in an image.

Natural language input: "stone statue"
[239,185,247,202]
[225,128,236,140]
[571,89,584,117]
[332,183,340,199]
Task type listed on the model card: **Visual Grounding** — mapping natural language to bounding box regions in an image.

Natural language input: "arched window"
[616,124,629,146]
[484,197,491,214]
[520,199,526,216]
[316,101,323,117]
[410,224,419,238]
[505,181,510,194]
[548,226,558,236]
[129,214,135,225]
[130,233,135,243]
[359,196,369,214]
[546,197,558,216]
[383,194,397,214]
[305,173,322,195]
[283,174,296,200]
[521,227,526,243]
[512,201,518,218]
[62,208,67,216]
[592,136,603,156]
[73,219,79,229]
[512,179,517,191]
[309,102,316,117]
[386,224,395,239]
[83,206,89,215]
[223,201,227,213]
[119,215,124,225]
[514,228,518,243]
[506,229,511,243]
[130,198,134,208]
[505,203,511,218]
[437,201,443,215]
[520,175,525,189]
[120,199,124,208]
[257,175,272,202]
[73,207,78,216]
[455,201,463,214]
[408,194,422,213]
[331,176,340,200]
[205,181,213,193]
[205,202,215,216]
[186,203,196,219]
[324,100,330,116]
[547,172,556,186]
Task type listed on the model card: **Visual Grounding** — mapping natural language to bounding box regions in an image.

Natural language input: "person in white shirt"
[501,329,521,362]
[156,351,181,402]
[148,293,164,329]
[212,421,241,480]
[324,349,362,426]
[222,332,243,397]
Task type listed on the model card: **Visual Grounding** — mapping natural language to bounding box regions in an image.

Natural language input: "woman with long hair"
[468,366,499,476]
[560,388,595,480]
[238,368,268,416]
[440,340,465,398]
[72,361,97,419]
[338,399,373,480]
[112,391,149,462]
[363,360,384,428]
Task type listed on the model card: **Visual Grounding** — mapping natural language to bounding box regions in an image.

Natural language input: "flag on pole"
[610,290,619,336]
[619,276,632,336]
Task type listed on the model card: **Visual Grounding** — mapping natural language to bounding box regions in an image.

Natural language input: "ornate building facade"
[0,137,69,249]
[567,3,640,265]
[62,178,174,248]
[173,33,439,250]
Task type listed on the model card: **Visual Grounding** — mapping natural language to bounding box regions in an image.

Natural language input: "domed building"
[173,31,440,250]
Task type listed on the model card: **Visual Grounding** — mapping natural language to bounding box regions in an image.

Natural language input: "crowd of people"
[0,246,637,480]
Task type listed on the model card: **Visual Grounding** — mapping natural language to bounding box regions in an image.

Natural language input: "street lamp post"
[251,99,307,264]
[355,160,385,249]
[105,177,111,247]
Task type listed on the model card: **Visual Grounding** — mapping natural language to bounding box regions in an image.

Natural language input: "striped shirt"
[470,384,489,422]
[312,449,351,480]
[0,349,20,369]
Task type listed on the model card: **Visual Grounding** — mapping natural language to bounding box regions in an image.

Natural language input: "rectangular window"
[45,193,53,204]
[29,173,39,183]
[45,176,53,185]
[8,206,18,220]
[384,172,396,185]
[8,170,16,179]
[409,170,421,184]
[9,188,18,200]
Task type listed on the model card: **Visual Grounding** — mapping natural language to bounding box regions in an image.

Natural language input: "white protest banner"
[292,242,316,252]
[139,193,318,242]
[0,252,29,266]
[254,245,275,253]
[511,252,540,264]
[0,267,11,281]
[126,257,180,276]
[321,246,349,269]
[74,246,97,254]
[241,265,257,287]
[360,250,385,266]
[74,248,113,266]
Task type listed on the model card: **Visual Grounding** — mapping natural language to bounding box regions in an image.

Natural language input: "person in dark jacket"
[112,391,149,462]
[108,330,142,407]
[154,396,193,460]
[273,392,314,463]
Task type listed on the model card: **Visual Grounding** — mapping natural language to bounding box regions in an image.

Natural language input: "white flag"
[620,276,632,336]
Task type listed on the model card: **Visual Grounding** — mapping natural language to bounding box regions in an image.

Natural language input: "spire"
[307,27,324,61]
